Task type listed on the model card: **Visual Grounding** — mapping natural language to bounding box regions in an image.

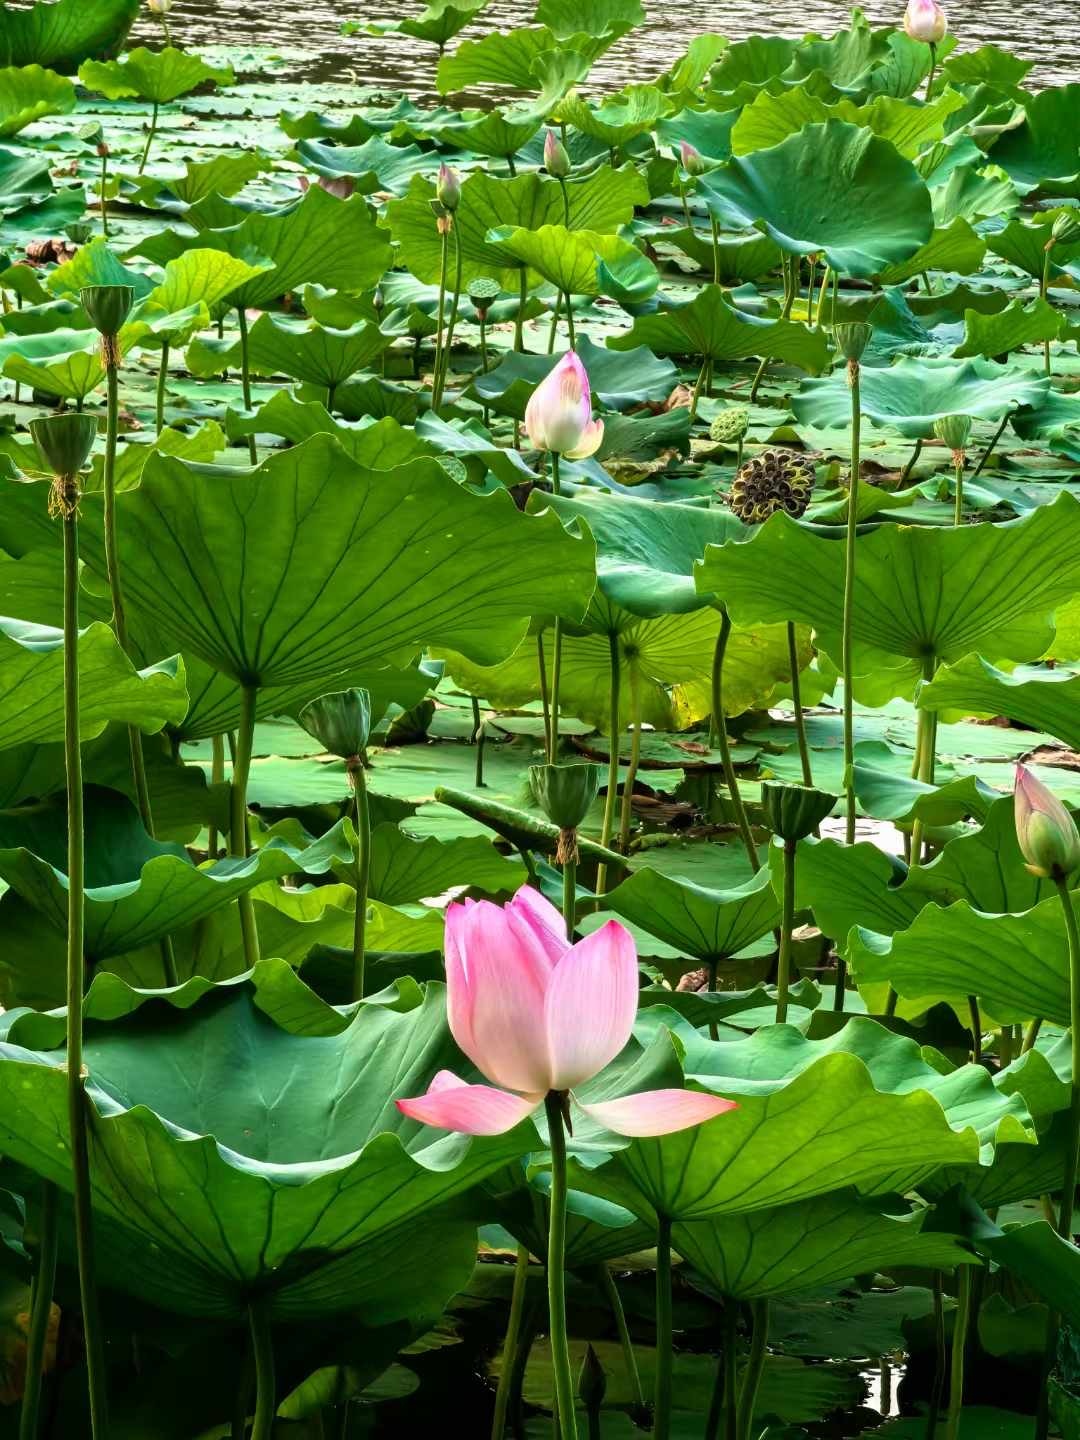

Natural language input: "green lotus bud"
[933,414,972,456]
[762,780,838,842]
[729,449,815,524]
[832,322,873,364]
[30,412,98,479]
[709,406,749,445]
[1014,763,1080,881]
[529,761,601,832]
[578,1344,607,1414]
[81,284,134,338]
[298,687,372,761]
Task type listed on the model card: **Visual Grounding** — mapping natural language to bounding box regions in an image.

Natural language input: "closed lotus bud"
[81,283,134,338]
[933,413,972,460]
[544,129,571,179]
[372,286,384,315]
[903,0,947,43]
[833,322,874,364]
[1014,764,1080,881]
[299,688,372,762]
[578,1343,607,1415]
[30,413,98,479]
[530,761,601,831]
[437,163,461,212]
[762,780,838,843]
[524,350,604,459]
[148,0,174,11]
[679,140,705,176]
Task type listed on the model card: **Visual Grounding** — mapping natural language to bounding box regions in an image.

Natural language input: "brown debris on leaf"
[25,238,76,266]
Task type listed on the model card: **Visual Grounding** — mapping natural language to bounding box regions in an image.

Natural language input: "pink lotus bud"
[903,0,947,44]
[679,140,705,176]
[437,162,461,212]
[148,0,173,12]
[544,128,571,179]
[1014,764,1080,881]
[524,350,604,460]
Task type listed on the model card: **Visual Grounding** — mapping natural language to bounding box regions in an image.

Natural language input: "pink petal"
[446,898,555,1094]
[564,417,604,461]
[396,1070,541,1136]
[544,921,639,1090]
[506,884,569,964]
[576,1089,738,1138]
[524,351,595,455]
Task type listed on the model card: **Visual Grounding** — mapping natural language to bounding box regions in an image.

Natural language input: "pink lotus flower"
[903,0,947,43]
[396,886,736,1137]
[524,351,604,459]
[544,129,571,179]
[679,140,705,176]
[437,162,461,212]
[1014,764,1080,881]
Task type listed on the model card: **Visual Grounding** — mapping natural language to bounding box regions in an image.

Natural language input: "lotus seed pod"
[467,277,501,318]
[30,412,98,480]
[933,414,972,455]
[1014,764,1080,881]
[833,322,874,364]
[529,761,602,831]
[762,780,838,842]
[728,449,816,524]
[299,688,372,761]
[709,407,749,445]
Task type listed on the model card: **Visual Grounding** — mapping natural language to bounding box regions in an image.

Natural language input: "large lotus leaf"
[367,825,524,904]
[155,152,270,208]
[979,1219,1080,1329]
[792,357,1049,439]
[0,143,54,211]
[79,46,232,103]
[986,214,1080,280]
[385,167,647,290]
[494,1181,655,1271]
[141,248,273,316]
[534,0,643,38]
[654,225,784,285]
[414,413,537,487]
[604,866,780,965]
[407,106,540,160]
[88,436,594,689]
[0,786,355,962]
[941,43,1033,90]
[530,488,743,619]
[225,393,435,471]
[0,62,73,135]
[558,84,665,146]
[0,976,534,1319]
[792,839,922,955]
[695,496,1080,690]
[952,298,1063,359]
[239,313,391,389]
[931,163,1019,227]
[898,797,1051,917]
[989,84,1080,196]
[731,87,966,160]
[483,223,656,300]
[0,618,186,752]
[569,1011,1035,1225]
[676,1192,974,1301]
[875,217,987,285]
[435,27,609,95]
[350,0,493,45]
[921,657,1080,751]
[698,121,933,279]
[0,326,106,401]
[295,136,433,197]
[849,891,1077,1027]
[607,284,830,373]
[0,0,137,72]
[468,335,677,417]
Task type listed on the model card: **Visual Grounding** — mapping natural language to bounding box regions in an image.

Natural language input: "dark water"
[140,0,1077,91]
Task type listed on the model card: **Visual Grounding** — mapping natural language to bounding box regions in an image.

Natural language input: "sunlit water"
[141,0,1078,91]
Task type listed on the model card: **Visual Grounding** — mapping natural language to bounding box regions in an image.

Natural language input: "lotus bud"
[762,780,838,843]
[1014,764,1080,881]
[81,284,134,370]
[372,286,384,316]
[544,129,571,179]
[148,0,174,11]
[679,140,705,176]
[299,688,372,767]
[530,760,602,862]
[437,163,461,212]
[579,1344,607,1416]
[933,413,972,465]
[903,0,947,44]
[30,413,98,519]
[524,350,604,459]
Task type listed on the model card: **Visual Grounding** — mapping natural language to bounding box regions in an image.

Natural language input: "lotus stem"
[971,410,1012,480]
[596,631,622,895]
[1053,875,1080,1240]
[98,149,109,238]
[348,756,370,1002]
[926,41,937,102]
[967,995,983,1061]
[491,1247,531,1440]
[19,1183,59,1440]
[248,1300,277,1440]
[707,958,720,1041]
[547,454,564,764]
[815,265,832,326]
[899,437,923,486]
[506,152,517,177]
[516,269,528,353]
[909,653,938,864]
[681,192,693,230]
[787,622,813,786]
[236,306,257,464]
[538,632,551,750]
[1023,1016,1044,1053]
[432,225,449,410]
[138,101,159,174]
[544,1092,579,1440]
[736,1300,769,1440]
[438,222,464,409]
[953,455,964,526]
[943,1265,972,1440]
[710,216,720,286]
[62,477,110,1438]
[711,610,760,871]
[596,1265,645,1413]
[617,653,642,853]
[548,294,562,355]
[652,1214,674,1440]
[841,354,862,846]
[155,341,169,434]
[1041,250,1053,377]
[472,695,486,787]
[690,354,709,422]
[206,734,224,858]
[231,682,261,969]
[927,1272,947,1440]
[776,840,797,1024]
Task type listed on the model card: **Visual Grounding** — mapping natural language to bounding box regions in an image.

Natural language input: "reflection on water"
[140,0,1076,91]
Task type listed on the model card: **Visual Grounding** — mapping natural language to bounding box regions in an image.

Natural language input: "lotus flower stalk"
[236,305,257,464]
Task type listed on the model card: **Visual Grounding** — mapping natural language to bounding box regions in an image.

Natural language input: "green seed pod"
[933,414,972,454]
[29,412,98,479]
[729,449,815,524]
[81,283,135,338]
[1050,208,1080,246]
[467,276,501,319]
[709,406,749,445]
[832,322,873,363]
[529,761,602,831]
[298,687,372,760]
[762,780,838,842]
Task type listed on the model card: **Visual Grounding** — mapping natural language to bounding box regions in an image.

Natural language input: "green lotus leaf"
[414,412,537,487]
[79,46,232,103]
[0,976,534,1319]
[792,838,932,956]
[44,235,150,299]
[91,436,596,688]
[876,217,987,284]
[941,44,1033,91]
[653,224,784,284]
[607,284,831,373]
[141,248,273,315]
[435,27,610,95]
[655,107,736,162]
[952,298,1063,359]
[986,214,1080,280]
[979,1218,1080,1329]
[367,825,524,904]
[901,797,1051,916]
[239,313,392,389]
[408,107,540,160]
[656,33,729,99]
[557,84,665,146]
[921,657,1080,750]
[603,866,780,969]
[504,48,595,125]
[731,87,966,161]
[348,0,493,46]
[707,35,798,93]
[569,1011,1035,1225]
[852,764,997,827]
[0,786,356,962]
[792,357,1049,439]
[698,121,933,279]
[494,1183,655,1271]
[930,163,1019,227]
[484,223,656,300]
[386,166,645,290]
[989,83,1080,196]
[467,334,677,417]
[0,143,56,213]
[0,326,114,401]
[0,0,138,73]
[0,63,74,136]
[0,617,186,752]
[157,151,270,208]
[675,1192,975,1301]
[224,393,435,470]
[534,0,644,39]
[296,135,433,197]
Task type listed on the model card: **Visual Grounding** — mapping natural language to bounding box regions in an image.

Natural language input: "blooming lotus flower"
[396,886,736,1136]
[903,0,947,43]
[524,351,604,459]
[679,140,705,176]
[544,129,571,179]
[1014,765,1080,881]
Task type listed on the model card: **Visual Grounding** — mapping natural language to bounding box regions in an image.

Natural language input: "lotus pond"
[2,0,1080,1437]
